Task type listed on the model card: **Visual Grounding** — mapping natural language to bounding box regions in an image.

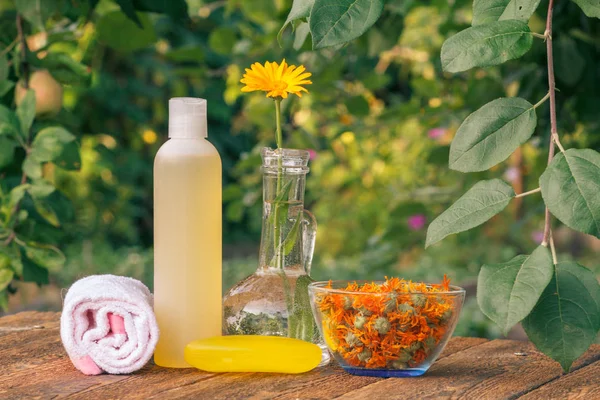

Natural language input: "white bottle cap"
[169,97,208,138]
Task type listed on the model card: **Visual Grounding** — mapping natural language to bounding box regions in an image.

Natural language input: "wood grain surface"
[0,312,598,399]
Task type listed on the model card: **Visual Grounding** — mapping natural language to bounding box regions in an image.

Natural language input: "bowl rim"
[308,280,466,295]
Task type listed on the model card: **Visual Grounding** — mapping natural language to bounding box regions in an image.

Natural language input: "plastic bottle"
[154,98,222,367]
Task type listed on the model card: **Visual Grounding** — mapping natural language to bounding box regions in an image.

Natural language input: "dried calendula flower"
[354,314,368,329]
[357,348,372,363]
[345,331,362,347]
[384,293,398,313]
[412,294,427,308]
[357,305,373,316]
[408,341,421,352]
[440,309,453,325]
[396,350,412,363]
[343,296,353,310]
[424,336,437,350]
[397,303,414,315]
[317,275,454,370]
[374,317,391,335]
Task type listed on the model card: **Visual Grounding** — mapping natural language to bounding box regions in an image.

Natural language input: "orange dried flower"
[316,276,456,370]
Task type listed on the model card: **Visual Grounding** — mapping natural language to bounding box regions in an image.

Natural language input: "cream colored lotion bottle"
[154,98,222,367]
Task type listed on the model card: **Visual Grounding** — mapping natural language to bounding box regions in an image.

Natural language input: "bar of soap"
[184,335,322,373]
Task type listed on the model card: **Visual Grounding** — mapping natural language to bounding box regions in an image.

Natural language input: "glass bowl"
[308,280,465,377]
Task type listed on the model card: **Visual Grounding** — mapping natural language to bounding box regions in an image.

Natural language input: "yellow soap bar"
[184,335,321,373]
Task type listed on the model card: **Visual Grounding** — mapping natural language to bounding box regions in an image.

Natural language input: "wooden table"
[1,312,599,399]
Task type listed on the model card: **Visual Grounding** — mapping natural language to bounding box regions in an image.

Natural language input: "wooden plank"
[5,311,599,400]
[0,311,486,400]
[519,360,600,400]
[0,311,59,335]
[0,358,131,400]
[63,365,218,399]
[0,312,64,375]
[115,337,487,400]
[0,311,133,399]
[337,340,600,400]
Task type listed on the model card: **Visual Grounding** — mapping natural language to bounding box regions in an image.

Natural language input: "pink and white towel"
[60,275,159,375]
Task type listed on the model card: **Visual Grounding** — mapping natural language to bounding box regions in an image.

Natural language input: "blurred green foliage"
[0,0,597,342]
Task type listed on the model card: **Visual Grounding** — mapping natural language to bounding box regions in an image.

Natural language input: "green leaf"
[571,0,600,18]
[28,179,55,198]
[449,97,537,172]
[285,0,314,23]
[164,46,204,63]
[427,146,450,166]
[275,179,294,203]
[32,127,75,161]
[0,268,13,292]
[293,22,311,50]
[523,261,600,372]
[130,0,188,21]
[0,53,8,80]
[208,27,237,55]
[37,53,91,86]
[115,0,142,27]
[23,156,42,179]
[555,36,585,87]
[279,0,314,43]
[283,214,302,256]
[540,149,600,238]
[441,20,533,73]
[54,140,81,170]
[0,137,16,168]
[0,80,14,97]
[0,105,21,137]
[22,255,49,285]
[267,179,295,235]
[0,250,10,271]
[15,0,60,31]
[30,189,73,226]
[0,290,7,311]
[33,197,60,227]
[240,0,278,24]
[31,127,80,170]
[9,184,31,207]
[309,0,384,49]
[23,242,65,272]
[472,0,542,26]
[478,245,553,336]
[16,89,36,137]
[97,11,157,52]
[0,245,22,276]
[290,274,316,341]
[426,179,514,247]
[29,179,59,227]
[345,96,370,117]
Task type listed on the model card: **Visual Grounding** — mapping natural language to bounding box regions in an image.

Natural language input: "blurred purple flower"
[531,230,544,244]
[308,149,317,160]
[503,167,520,183]
[407,214,427,231]
[427,127,446,140]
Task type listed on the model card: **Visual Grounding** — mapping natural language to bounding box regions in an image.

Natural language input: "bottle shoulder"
[155,139,221,161]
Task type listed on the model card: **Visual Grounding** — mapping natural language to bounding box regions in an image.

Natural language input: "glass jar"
[223,147,328,363]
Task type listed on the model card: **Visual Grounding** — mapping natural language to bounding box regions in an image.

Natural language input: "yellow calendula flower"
[240,59,312,99]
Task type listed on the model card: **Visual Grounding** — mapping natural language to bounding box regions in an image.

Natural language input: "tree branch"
[515,187,541,198]
[542,0,557,247]
[5,14,31,247]
[16,14,29,88]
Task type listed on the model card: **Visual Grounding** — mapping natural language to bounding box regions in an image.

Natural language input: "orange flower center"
[273,80,288,91]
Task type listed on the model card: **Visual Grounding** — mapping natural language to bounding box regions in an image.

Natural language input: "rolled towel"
[60,274,159,375]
